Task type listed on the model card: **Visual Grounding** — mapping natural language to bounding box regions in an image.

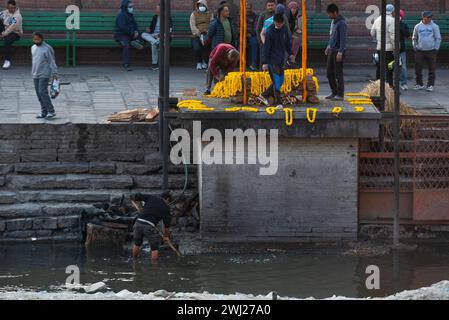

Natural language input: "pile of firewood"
[107,108,159,122]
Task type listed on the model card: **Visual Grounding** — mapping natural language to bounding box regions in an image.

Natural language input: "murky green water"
[1,243,449,298]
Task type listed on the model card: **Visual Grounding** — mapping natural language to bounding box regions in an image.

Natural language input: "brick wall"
[15,0,449,13]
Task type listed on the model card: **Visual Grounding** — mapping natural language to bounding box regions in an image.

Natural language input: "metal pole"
[158,0,166,156]
[379,0,387,152]
[162,0,171,192]
[393,0,401,246]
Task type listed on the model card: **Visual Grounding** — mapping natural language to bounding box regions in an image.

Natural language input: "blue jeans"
[114,34,132,66]
[400,51,407,86]
[249,36,259,68]
[34,78,55,115]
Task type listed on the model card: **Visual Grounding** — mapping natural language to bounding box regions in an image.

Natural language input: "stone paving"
[0,65,448,124]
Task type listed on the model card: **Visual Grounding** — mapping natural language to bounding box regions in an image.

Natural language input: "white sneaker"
[414,85,425,91]
[275,104,284,111]
[2,60,11,69]
[201,62,208,70]
[426,86,434,92]
[400,84,408,91]
[196,63,202,71]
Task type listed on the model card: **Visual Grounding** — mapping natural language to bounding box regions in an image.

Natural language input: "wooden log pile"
[107,108,159,123]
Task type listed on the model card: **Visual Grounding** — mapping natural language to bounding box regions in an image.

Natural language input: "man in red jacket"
[204,43,239,95]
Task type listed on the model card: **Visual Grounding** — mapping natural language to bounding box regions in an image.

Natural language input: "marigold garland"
[209,69,317,99]
[354,106,365,112]
[306,108,317,124]
[284,108,294,126]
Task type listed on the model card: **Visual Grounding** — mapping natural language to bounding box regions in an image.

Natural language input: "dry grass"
[361,80,419,136]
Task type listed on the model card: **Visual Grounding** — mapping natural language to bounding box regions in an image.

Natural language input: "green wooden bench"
[0,11,72,66]
[71,12,192,66]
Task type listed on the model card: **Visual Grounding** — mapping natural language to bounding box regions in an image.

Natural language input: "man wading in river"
[131,192,172,262]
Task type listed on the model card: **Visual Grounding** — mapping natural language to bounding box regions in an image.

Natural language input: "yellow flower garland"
[177,100,215,111]
[266,107,277,115]
[306,108,317,124]
[284,108,293,126]
[332,106,343,114]
[209,69,317,99]
[354,106,365,112]
[346,93,371,98]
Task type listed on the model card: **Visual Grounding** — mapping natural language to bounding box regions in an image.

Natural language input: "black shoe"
[151,64,159,71]
[36,113,47,119]
[331,95,344,101]
[123,64,133,71]
[204,89,211,95]
[46,112,56,119]
[325,94,336,100]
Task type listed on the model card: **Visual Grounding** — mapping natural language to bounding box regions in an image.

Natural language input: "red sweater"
[209,43,237,77]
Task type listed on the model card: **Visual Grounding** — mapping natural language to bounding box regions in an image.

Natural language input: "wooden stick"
[131,200,182,257]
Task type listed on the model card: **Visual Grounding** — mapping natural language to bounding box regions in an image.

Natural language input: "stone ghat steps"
[0,174,196,191]
[0,189,196,205]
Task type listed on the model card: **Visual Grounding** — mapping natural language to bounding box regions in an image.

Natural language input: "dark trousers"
[114,34,132,66]
[192,37,210,64]
[206,65,226,91]
[34,78,55,115]
[415,50,437,87]
[262,65,285,105]
[2,32,21,61]
[327,51,345,97]
[376,50,394,87]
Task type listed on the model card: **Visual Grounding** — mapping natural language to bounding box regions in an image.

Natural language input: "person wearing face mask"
[259,13,295,109]
[114,0,143,71]
[31,32,59,120]
[190,0,213,70]
[0,0,23,70]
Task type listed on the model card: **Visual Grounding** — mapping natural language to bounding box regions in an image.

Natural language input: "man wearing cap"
[371,4,396,88]
[412,11,441,92]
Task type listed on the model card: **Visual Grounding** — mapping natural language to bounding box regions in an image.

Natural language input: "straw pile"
[361,80,419,136]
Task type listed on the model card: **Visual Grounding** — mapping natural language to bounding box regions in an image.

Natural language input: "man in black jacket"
[259,13,294,108]
[141,4,173,70]
[206,4,234,49]
[131,192,172,262]
[114,0,144,71]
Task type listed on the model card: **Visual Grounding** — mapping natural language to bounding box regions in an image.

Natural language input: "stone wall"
[0,123,195,242]
[199,138,359,242]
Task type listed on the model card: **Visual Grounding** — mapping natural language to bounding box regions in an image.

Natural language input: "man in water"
[131,192,172,262]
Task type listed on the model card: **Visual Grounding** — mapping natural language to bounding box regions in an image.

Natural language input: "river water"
[1,243,449,299]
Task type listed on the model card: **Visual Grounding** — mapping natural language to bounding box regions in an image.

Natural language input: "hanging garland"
[284,108,294,126]
[306,108,317,124]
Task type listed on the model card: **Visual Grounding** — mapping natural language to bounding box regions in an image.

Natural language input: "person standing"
[412,11,441,92]
[260,13,295,109]
[256,0,276,66]
[141,4,173,71]
[0,0,22,70]
[399,9,410,91]
[205,4,235,49]
[246,3,259,71]
[325,4,347,101]
[288,1,302,62]
[190,0,213,71]
[31,32,58,120]
[114,0,144,71]
[131,192,173,262]
[371,4,395,88]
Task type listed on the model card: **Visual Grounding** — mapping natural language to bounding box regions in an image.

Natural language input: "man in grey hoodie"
[412,11,441,92]
[31,32,58,119]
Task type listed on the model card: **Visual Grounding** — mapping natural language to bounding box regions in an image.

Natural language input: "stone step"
[0,189,196,205]
[0,203,98,219]
[1,174,195,190]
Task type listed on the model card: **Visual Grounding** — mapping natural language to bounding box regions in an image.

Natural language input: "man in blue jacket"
[259,13,295,109]
[325,3,347,101]
[114,0,144,71]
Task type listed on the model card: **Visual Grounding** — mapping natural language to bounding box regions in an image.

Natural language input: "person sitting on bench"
[0,0,23,70]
